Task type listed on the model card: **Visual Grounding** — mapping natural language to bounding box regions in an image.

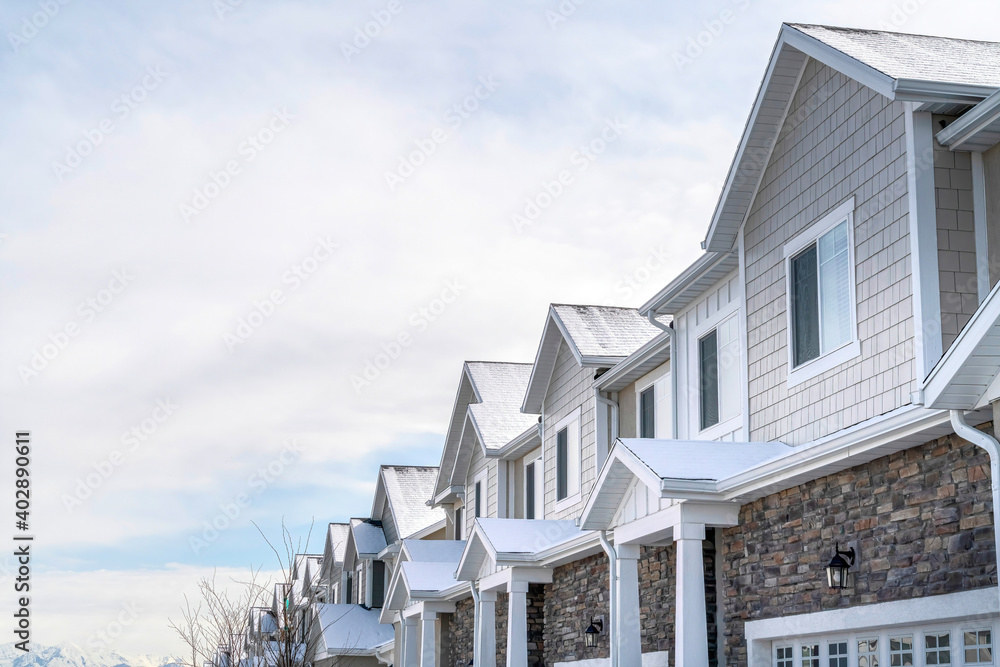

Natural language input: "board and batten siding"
[743,60,914,445]
[542,340,597,520]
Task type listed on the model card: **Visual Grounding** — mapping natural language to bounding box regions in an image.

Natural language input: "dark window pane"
[700,330,719,429]
[556,428,568,500]
[640,387,655,438]
[345,573,353,605]
[475,481,482,518]
[455,507,462,540]
[791,245,820,366]
[371,560,385,608]
[526,462,535,519]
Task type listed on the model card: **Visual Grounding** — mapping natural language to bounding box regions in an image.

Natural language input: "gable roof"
[703,23,1000,253]
[374,465,446,540]
[311,604,394,657]
[522,304,661,413]
[455,518,586,581]
[433,361,539,504]
[348,518,387,558]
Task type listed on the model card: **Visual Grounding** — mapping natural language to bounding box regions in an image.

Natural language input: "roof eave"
[494,423,542,461]
[595,333,671,392]
[936,87,1000,151]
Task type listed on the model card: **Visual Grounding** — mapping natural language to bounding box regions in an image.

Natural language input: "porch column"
[420,610,437,667]
[403,616,419,667]
[675,522,709,666]
[479,590,498,667]
[506,581,529,667]
[616,544,642,667]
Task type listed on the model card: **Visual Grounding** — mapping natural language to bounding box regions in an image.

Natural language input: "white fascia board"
[377,542,401,561]
[780,26,895,98]
[431,486,463,507]
[494,425,541,461]
[717,405,953,500]
[580,354,627,367]
[937,88,1000,150]
[893,78,996,105]
[522,311,565,413]
[594,334,671,392]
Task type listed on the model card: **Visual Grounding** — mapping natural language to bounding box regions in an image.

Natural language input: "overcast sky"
[2,0,999,657]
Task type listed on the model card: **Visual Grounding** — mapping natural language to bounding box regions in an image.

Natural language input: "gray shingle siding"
[744,60,914,445]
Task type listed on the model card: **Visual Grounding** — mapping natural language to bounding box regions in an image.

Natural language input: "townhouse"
[252,20,1000,667]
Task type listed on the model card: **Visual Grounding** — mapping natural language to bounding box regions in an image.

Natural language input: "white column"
[403,616,419,667]
[506,581,529,667]
[479,591,498,667]
[616,544,642,667]
[420,610,437,667]
[675,523,709,667]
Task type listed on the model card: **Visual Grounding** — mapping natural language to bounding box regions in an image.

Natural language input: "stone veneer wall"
[721,429,997,667]
[448,598,474,667]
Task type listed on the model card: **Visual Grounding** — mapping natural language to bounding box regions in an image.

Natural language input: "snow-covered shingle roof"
[456,518,585,581]
[401,538,467,564]
[788,24,1000,88]
[326,523,350,563]
[466,362,539,451]
[552,305,662,358]
[349,518,387,555]
[312,604,394,656]
[380,465,446,539]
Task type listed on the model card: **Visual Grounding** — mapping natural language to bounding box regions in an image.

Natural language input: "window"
[699,314,740,430]
[784,198,859,384]
[964,630,993,665]
[640,386,655,437]
[475,480,482,518]
[525,457,542,520]
[345,573,353,605]
[776,646,794,667]
[926,633,951,665]
[552,409,581,506]
[830,641,848,667]
[556,428,568,499]
[889,636,913,667]
[454,507,463,540]
[859,638,880,667]
[371,560,386,608]
[802,644,820,667]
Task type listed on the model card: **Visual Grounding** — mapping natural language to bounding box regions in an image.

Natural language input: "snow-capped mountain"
[0,643,183,667]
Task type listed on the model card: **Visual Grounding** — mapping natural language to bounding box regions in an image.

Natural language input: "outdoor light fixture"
[826,545,856,589]
[584,617,604,648]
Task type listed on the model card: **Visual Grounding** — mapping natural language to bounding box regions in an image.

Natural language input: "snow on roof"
[477,518,584,554]
[619,438,793,481]
[313,604,394,654]
[401,538,467,563]
[401,561,460,593]
[350,518,387,555]
[552,304,662,359]
[789,23,1000,88]
[326,523,350,563]
[381,466,446,538]
[465,362,538,450]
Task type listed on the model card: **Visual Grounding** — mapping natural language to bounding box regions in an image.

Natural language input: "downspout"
[598,530,618,667]
[646,312,678,438]
[949,409,1000,613]
[470,582,481,667]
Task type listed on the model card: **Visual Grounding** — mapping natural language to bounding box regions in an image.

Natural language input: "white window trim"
[783,196,861,388]
[636,364,672,440]
[523,453,543,520]
[637,382,655,438]
[473,469,488,519]
[552,407,582,512]
[692,307,742,440]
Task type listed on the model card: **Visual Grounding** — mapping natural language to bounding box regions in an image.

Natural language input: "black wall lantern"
[584,617,604,648]
[826,545,856,589]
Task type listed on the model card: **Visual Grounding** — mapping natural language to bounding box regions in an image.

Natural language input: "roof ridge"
[550,303,640,310]
[786,22,1000,46]
[465,360,533,366]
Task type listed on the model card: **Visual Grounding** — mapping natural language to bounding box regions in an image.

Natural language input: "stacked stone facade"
[448,598,474,667]
[544,552,611,664]
[721,429,997,666]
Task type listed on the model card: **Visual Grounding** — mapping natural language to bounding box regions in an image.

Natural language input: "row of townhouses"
[244,22,1000,667]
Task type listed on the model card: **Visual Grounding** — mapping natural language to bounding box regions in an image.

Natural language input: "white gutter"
[646,314,678,438]
[469,582,480,667]
[948,410,1000,614]
[598,530,618,667]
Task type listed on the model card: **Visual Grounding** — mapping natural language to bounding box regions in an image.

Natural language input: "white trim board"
[553,650,669,667]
